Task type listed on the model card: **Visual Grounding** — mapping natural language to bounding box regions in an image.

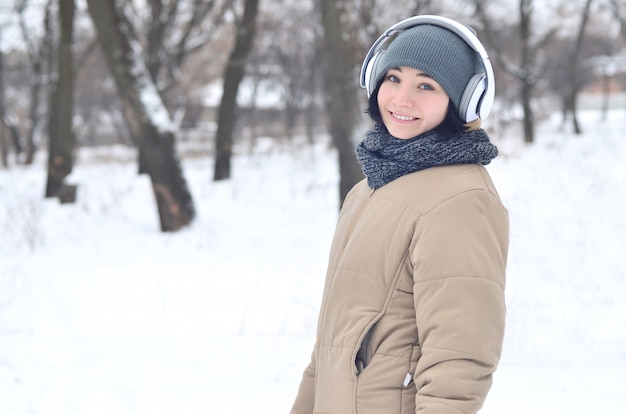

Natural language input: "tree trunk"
[0,42,8,168]
[601,70,610,121]
[474,0,548,144]
[519,0,535,144]
[45,0,76,201]
[17,0,53,165]
[24,50,43,165]
[213,0,259,181]
[319,0,363,207]
[567,0,593,135]
[86,0,195,232]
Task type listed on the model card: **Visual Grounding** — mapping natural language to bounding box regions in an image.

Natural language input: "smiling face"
[377,66,450,140]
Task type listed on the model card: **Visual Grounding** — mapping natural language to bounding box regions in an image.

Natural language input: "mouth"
[390,112,417,121]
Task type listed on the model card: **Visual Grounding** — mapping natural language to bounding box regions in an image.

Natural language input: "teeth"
[392,113,415,121]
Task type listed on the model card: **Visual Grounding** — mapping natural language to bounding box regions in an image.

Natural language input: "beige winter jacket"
[291,164,508,414]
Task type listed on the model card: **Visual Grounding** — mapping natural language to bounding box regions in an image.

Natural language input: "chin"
[388,128,422,140]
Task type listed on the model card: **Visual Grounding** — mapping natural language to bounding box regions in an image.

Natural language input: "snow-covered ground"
[1,109,625,413]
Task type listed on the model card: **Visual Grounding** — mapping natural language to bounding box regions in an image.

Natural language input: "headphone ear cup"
[364,50,384,97]
[458,73,486,123]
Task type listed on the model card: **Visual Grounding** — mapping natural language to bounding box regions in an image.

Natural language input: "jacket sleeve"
[290,346,317,414]
[410,188,508,414]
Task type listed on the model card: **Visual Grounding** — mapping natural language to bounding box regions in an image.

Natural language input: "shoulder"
[375,164,505,214]
[407,166,509,286]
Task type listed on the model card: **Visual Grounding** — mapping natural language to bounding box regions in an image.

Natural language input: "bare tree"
[213,0,259,181]
[611,0,626,39]
[609,0,626,117]
[143,0,230,101]
[516,0,535,144]
[0,23,23,165]
[137,0,231,172]
[563,0,594,135]
[0,32,7,168]
[319,0,363,206]
[85,0,195,232]
[15,0,53,164]
[352,0,441,47]
[250,0,324,142]
[45,0,76,202]
[474,0,560,143]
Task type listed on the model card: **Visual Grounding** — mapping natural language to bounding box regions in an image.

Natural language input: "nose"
[392,84,415,107]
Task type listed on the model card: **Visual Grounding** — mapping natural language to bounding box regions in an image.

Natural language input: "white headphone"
[360,15,495,122]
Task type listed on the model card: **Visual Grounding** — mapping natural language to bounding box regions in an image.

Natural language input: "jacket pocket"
[355,321,378,376]
[408,344,421,382]
[355,346,420,414]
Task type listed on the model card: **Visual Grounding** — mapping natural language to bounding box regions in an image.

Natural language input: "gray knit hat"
[374,24,480,113]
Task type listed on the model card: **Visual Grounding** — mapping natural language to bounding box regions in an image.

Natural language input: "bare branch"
[611,0,626,39]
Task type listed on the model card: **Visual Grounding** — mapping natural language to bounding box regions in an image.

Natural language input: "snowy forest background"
[1,0,626,413]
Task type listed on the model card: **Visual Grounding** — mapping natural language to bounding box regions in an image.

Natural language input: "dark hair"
[366,82,466,137]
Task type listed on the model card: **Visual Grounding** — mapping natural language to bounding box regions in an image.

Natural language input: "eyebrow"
[390,67,433,79]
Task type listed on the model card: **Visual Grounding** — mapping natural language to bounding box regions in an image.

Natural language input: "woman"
[291,15,509,414]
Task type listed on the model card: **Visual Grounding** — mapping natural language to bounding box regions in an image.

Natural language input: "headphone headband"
[360,15,495,121]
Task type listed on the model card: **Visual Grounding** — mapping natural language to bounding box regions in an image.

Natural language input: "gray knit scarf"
[356,123,498,189]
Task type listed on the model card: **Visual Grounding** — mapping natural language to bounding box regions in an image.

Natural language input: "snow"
[1,109,625,413]
[202,78,286,109]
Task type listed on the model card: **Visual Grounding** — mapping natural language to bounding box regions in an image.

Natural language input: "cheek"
[376,86,389,110]
[438,105,449,122]
[377,81,398,103]
[434,98,450,121]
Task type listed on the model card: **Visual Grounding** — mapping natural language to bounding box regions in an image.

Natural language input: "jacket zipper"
[341,188,376,260]
[317,187,377,339]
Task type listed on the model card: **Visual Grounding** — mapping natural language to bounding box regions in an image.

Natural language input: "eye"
[385,74,400,83]
[418,83,435,91]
